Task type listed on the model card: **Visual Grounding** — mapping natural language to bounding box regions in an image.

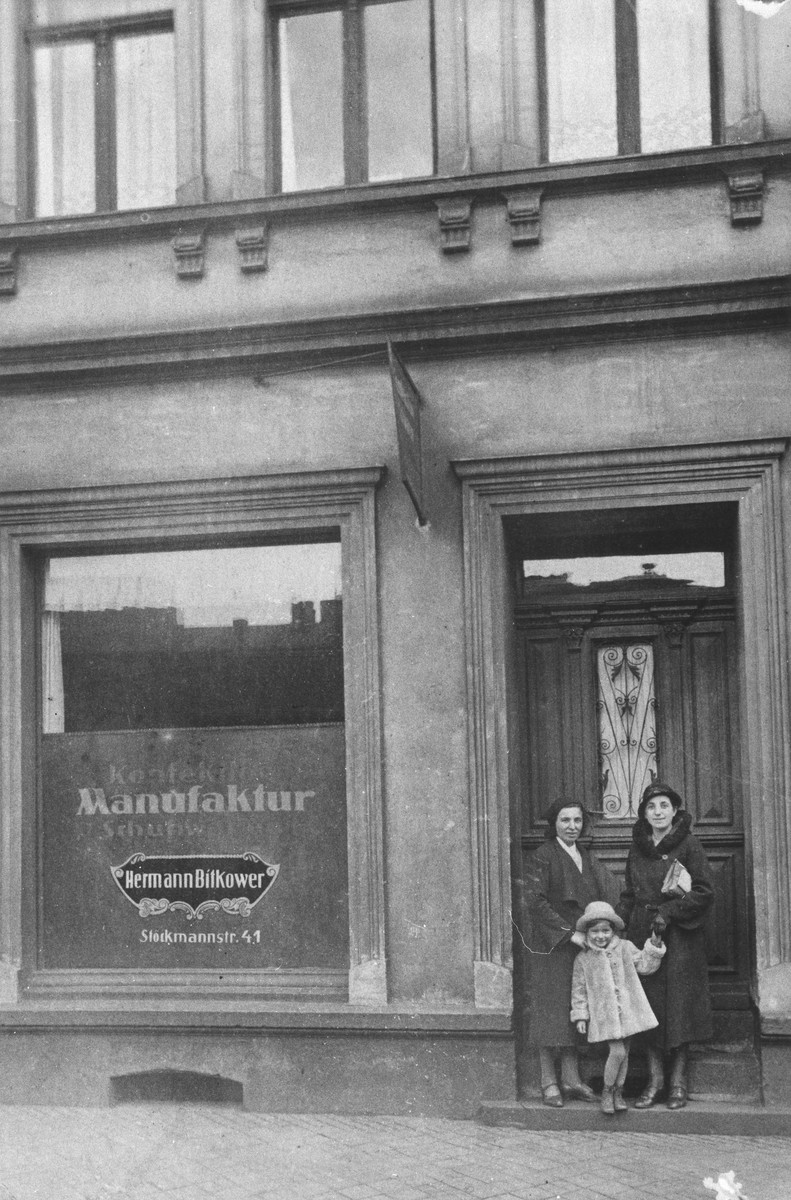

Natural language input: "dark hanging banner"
[387,340,427,525]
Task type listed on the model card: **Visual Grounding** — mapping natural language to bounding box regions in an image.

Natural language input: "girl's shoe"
[666,1086,687,1110]
[540,1085,563,1108]
[613,1087,628,1112]
[600,1086,616,1115]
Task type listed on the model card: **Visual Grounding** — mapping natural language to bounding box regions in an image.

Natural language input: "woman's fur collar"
[632,809,692,857]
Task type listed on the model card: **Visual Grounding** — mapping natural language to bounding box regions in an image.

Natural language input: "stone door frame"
[453,439,791,1036]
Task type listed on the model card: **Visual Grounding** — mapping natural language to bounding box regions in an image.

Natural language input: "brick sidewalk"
[0,1107,787,1200]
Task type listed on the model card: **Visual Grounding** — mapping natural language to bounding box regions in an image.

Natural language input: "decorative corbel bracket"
[0,244,18,296]
[503,187,543,246]
[173,227,206,278]
[726,169,764,226]
[435,197,472,253]
[235,224,269,273]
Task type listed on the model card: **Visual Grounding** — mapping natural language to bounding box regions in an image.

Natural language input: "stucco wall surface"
[2,178,789,346]
[0,329,788,1005]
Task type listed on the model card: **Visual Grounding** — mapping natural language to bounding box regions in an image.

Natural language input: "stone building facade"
[0,0,789,1113]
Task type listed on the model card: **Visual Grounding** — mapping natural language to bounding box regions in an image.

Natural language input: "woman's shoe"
[633,1085,662,1109]
[600,1086,615,1115]
[666,1086,687,1110]
[613,1087,628,1112]
[560,1083,597,1103]
[541,1085,563,1108]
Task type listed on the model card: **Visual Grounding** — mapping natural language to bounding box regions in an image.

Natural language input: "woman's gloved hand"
[651,913,668,936]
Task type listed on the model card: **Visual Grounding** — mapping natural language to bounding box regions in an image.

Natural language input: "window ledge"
[1,140,789,248]
[0,1002,512,1034]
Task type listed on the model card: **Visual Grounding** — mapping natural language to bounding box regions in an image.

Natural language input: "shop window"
[28,6,176,216]
[541,0,715,162]
[38,540,351,975]
[274,0,435,191]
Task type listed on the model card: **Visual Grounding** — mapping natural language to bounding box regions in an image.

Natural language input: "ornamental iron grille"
[597,644,657,819]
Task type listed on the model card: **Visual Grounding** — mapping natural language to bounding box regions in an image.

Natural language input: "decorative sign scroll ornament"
[112,852,279,920]
[597,644,657,819]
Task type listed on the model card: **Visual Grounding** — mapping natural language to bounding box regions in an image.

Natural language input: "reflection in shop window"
[42,543,343,733]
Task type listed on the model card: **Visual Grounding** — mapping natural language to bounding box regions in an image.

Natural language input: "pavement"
[0,1105,788,1200]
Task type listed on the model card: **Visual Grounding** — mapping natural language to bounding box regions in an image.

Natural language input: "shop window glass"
[42,543,343,732]
[39,541,349,974]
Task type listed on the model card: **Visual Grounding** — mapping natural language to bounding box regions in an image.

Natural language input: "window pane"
[34,41,96,216]
[598,644,657,819]
[279,11,344,191]
[545,0,618,162]
[365,0,433,183]
[43,544,343,733]
[637,0,712,153]
[115,31,176,209]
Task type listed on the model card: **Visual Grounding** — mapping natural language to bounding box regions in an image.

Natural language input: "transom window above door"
[522,552,726,589]
[272,0,435,191]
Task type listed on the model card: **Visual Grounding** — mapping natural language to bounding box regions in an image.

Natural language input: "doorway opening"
[506,501,756,1098]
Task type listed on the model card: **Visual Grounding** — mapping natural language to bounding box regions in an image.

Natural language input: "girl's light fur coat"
[570,934,665,1043]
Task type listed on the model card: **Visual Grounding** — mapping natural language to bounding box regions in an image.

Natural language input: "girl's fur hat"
[575,901,625,934]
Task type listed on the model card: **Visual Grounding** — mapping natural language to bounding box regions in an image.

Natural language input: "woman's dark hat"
[638,781,684,820]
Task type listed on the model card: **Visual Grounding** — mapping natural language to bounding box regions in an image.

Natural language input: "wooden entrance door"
[515,564,750,1063]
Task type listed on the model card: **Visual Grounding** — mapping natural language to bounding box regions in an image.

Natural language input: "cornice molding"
[0,274,788,387]
[0,140,788,250]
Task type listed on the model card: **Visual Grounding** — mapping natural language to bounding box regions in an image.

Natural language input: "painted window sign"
[39,543,349,972]
[112,852,279,919]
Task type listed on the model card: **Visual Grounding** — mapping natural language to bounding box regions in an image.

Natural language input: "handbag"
[661,858,692,898]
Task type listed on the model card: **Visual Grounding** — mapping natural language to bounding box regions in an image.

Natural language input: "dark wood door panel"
[517,588,749,1008]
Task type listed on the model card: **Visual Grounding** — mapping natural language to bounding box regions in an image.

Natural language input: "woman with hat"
[522,800,612,1106]
[617,782,715,1109]
[570,901,665,1114]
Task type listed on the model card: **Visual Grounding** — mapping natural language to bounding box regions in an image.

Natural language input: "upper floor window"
[273,0,435,192]
[28,3,176,216]
[541,0,715,162]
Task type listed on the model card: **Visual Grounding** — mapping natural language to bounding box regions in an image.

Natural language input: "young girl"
[570,901,665,1114]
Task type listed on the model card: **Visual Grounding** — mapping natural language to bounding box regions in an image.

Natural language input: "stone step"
[477,1100,791,1136]
[688,1052,763,1103]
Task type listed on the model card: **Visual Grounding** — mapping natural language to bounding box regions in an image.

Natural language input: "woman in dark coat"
[523,800,611,1106]
[617,782,714,1109]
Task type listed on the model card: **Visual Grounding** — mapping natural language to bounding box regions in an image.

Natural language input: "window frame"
[25,8,174,215]
[535,0,722,163]
[0,468,386,1009]
[269,0,438,192]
